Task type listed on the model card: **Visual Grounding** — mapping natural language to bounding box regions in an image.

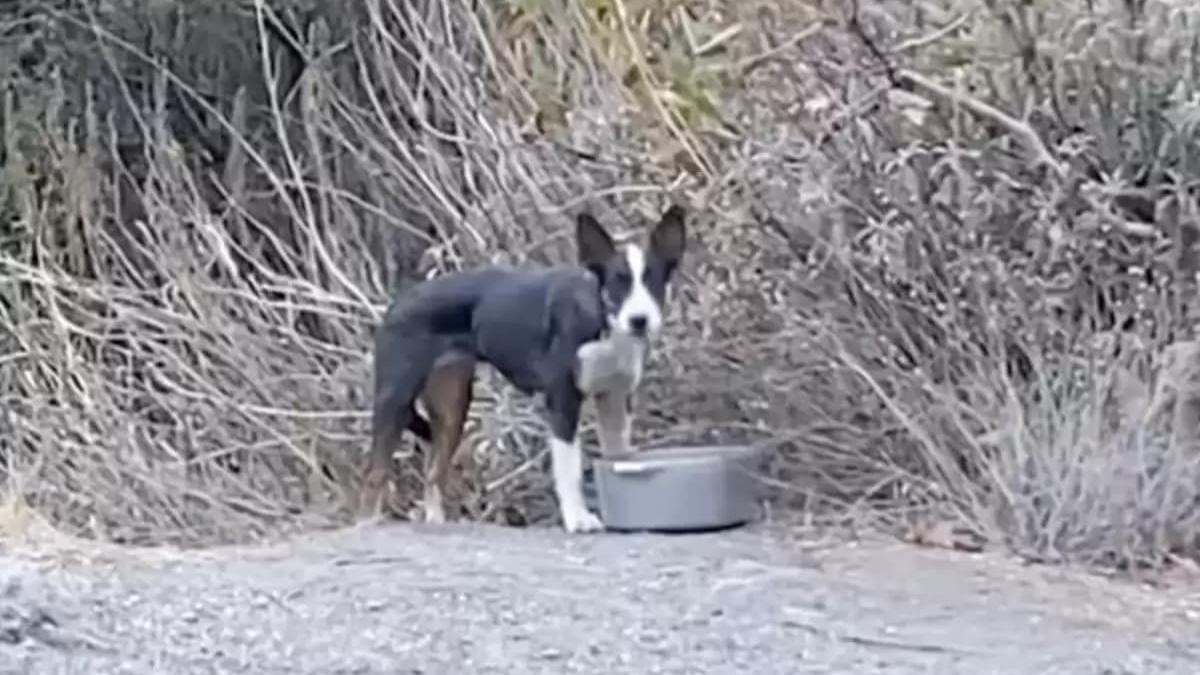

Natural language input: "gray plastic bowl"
[590,445,764,533]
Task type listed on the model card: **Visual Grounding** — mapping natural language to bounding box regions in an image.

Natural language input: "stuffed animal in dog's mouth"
[575,334,646,395]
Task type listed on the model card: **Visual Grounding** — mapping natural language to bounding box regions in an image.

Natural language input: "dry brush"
[0,0,1198,570]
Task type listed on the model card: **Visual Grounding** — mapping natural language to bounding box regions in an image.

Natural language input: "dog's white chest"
[575,335,646,395]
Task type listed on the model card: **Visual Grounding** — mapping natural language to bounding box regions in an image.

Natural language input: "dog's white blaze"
[550,436,604,533]
[614,243,663,336]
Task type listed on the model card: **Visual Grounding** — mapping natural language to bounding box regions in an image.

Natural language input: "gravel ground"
[2,521,1199,675]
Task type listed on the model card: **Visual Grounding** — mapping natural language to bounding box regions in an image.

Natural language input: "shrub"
[0,0,1198,568]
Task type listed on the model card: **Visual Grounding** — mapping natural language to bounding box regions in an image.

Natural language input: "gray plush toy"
[575,334,645,395]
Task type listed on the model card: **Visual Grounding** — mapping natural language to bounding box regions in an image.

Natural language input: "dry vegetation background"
[3,0,1200,571]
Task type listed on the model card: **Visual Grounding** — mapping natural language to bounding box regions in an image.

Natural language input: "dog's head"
[575,205,687,339]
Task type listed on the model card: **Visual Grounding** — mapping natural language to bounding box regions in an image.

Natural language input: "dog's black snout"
[629,315,648,335]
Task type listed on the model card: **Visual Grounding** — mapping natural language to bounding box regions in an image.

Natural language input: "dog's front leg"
[545,382,605,534]
[593,390,634,456]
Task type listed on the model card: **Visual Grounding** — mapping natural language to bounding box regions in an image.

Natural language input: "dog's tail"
[372,316,442,450]
[374,291,474,449]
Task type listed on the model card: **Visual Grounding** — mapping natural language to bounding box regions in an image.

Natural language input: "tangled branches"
[0,0,1199,569]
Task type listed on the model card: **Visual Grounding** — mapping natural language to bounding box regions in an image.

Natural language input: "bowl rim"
[592,444,762,470]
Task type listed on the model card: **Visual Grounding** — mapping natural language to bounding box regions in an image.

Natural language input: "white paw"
[424,505,446,524]
[423,490,446,524]
[562,507,605,534]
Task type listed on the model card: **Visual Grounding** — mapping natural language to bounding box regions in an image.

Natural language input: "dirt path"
[2,521,1198,674]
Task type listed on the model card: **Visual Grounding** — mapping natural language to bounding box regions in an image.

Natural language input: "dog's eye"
[615,270,632,285]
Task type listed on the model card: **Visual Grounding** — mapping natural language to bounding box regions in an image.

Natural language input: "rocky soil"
[2,521,1198,674]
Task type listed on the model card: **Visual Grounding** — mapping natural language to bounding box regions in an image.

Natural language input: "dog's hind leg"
[363,398,413,520]
[363,330,441,520]
[418,353,475,524]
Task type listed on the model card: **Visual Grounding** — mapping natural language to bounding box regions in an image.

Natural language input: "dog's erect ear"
[649,204,686,271]
[576,212,617,274]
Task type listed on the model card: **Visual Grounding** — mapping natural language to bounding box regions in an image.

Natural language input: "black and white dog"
[364,205,687,533]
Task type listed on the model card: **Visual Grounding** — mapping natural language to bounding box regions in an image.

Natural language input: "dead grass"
[0,0,1198,570]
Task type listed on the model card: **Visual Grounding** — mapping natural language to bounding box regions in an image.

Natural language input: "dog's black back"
[376,264,604,397]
